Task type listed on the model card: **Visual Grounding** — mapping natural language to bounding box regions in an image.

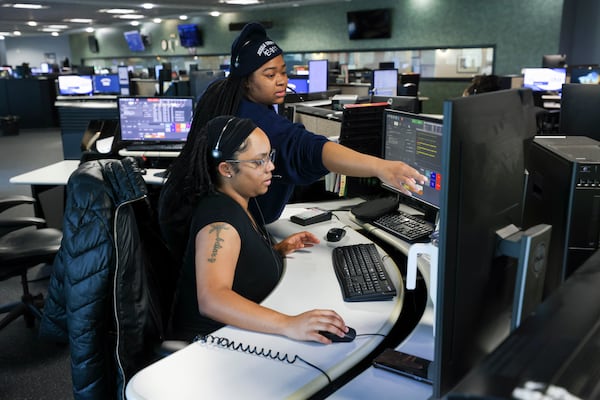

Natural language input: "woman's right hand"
[282,309,349,344]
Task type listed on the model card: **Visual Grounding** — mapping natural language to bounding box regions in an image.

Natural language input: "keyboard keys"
[332,243,397,302]
[372,210,434,242]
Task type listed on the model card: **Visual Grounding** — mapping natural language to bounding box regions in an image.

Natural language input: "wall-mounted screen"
[124,30,145,52]
[93,74,120,94]
[57,75,93,96]
[347,8,392,40]
[177,24,203,48]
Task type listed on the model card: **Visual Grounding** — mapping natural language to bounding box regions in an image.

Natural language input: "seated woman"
[160,115,349,344]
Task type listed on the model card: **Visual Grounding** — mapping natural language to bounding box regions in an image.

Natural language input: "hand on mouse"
[279,309,348,344]
[273,231,320,255]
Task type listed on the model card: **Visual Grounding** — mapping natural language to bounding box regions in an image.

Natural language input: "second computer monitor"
[372,69,398,96]
[522,67,566,92]
[381,109,444,213]
[308,59,328,93]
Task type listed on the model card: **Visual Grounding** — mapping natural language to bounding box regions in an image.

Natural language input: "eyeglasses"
[225,149,276,169]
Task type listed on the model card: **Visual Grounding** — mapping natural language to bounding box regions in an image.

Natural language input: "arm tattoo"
[207,223,229,263]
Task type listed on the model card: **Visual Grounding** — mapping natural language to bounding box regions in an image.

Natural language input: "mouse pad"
[351,197,400,221]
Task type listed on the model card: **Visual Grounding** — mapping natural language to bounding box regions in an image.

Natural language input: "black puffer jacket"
[40,158,176,400]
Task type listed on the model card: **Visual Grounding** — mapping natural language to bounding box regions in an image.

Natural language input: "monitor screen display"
[124,30,145,52]
[177,24,203,48]
[382,109,444,210]
[308,59,328,93]
[347,8,392,40]
[57,75,93,96]
[522,68,566,92]
[569,66,600,84]
[92,74,120,94]
[372,69,398,96]
[117,96,194,142]
[287,76,309,93]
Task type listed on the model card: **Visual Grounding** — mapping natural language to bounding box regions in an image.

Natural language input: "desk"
[9,160,167,225]
[125,204,405,400]
[328,210,435,399]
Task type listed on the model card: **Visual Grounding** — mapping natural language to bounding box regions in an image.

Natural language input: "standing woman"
[159,115,349,343]
[186,22,429,225]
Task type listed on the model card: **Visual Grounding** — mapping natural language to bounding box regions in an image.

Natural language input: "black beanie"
[207,115,257,161]
[229,22,283,78]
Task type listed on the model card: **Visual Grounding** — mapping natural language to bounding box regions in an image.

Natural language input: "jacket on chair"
[39,158,176,400]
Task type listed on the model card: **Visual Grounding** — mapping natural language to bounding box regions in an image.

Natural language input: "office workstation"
[2,1,600,399]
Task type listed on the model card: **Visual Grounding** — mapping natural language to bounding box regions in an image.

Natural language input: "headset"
[211,117,235,159]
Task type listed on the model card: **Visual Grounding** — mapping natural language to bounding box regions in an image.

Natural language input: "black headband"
[207,116,257,161]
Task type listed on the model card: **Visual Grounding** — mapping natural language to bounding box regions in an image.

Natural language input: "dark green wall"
[69,0,564,113]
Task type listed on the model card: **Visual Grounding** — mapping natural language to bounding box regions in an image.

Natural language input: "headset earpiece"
[212,117,235,160]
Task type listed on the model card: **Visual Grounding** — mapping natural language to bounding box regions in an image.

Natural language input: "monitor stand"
[496,224,552,330]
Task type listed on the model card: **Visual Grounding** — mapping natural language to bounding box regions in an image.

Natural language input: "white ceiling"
[0,0,352,38]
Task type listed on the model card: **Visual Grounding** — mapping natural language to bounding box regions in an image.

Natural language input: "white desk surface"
[125,205,405,400]
[9,159,167,186]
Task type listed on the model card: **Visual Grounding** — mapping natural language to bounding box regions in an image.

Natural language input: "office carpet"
[0,128,73,400]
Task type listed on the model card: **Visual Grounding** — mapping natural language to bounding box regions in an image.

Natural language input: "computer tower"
[524,136,600,297]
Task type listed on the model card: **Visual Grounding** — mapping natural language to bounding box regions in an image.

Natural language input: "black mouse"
[319,327,356,343]
[326,227,346,242]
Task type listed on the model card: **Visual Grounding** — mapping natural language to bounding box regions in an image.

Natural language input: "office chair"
[0,195,62,330]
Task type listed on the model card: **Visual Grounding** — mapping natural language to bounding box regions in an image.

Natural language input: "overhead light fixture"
[130,21,140,26]
[27,21,38,26]
[12,3,47,9]
[100,8,136,14]
[153,18,162,23]
[47,24,69,29]
[210,11,221,17]
[13,30,22,36]
[67,18,93,24]
[116,14,145,20]
[85,27,94,33]
[179,15,188,20]
[220,0,262,4]
[51,32,59,36]
[141,3,154,9]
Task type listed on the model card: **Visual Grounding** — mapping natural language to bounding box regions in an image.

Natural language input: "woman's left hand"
[274,231,320,255]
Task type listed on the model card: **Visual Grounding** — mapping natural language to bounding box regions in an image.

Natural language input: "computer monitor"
[542,54,567,68]
[308,59,328,93]
[117,96,194,144]
[568,65,600,84]
[522,68,566,92]
[381,110,444,221]
[92,74,120,95]
[189,69,225,102]
[57,74,93,96]
[287,75,309,94]
[372,69,398,96]
[432,89,545,399]
[559,83,600,141]
[371,95,420,113]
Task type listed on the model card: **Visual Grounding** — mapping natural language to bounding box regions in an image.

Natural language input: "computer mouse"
[326,227,346,242]
[319,327,356,343]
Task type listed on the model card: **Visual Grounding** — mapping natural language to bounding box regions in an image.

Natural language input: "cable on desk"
[193,334,332,383]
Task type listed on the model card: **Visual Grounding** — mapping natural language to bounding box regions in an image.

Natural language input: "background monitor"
[347,8,392,40]
[542,54,567,68]
[92,74,120,94]
[522,68,566,92]
[372,69,398,96]
[57,74,93,96]
[568,65,600,84]
[433,88,539,399]
[559,83,600,141]
[381,109,443,219]
[177,24,203,48]
[287,75,309,93]
[117,96,194,143]
[308,59,328,93]
[371,95,420,113]
[123,30,145,52]
[189,69,225,102]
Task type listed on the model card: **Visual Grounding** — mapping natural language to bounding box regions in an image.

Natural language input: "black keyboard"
[332,243,397,302]
[371,210,434,243]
